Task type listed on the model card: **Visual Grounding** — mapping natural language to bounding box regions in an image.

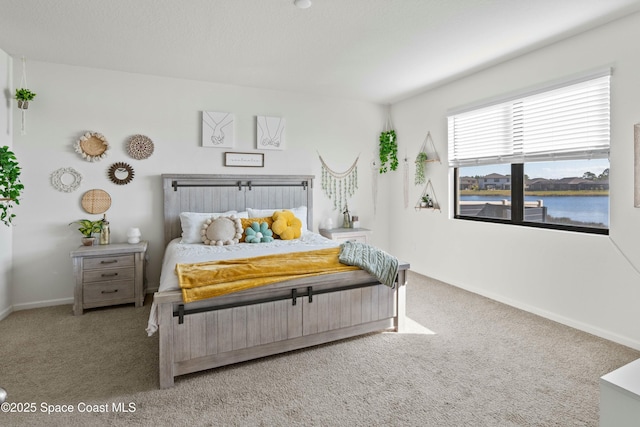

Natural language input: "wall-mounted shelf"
[415,179,440,212]
[414,131,441,212]
[414,131,441,189]
[417,131,441,164]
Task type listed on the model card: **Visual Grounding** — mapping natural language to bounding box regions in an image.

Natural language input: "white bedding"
[146,232,340,335]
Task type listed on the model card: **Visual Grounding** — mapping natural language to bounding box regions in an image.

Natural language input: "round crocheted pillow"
[201,215,243,246]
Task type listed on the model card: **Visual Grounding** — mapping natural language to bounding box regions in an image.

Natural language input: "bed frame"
[155,174,409,388]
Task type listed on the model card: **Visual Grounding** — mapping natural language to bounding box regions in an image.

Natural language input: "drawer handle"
[101,290,118,294]
[101,260,118,264]
[101,273,118,277]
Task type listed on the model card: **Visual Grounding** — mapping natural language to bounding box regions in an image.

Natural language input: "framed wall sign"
[224,152,264,167]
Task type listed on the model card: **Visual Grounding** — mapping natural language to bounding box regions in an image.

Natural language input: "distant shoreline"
[460,190,608,197]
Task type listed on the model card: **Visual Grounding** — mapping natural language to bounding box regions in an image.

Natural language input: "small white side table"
[600,358,640,426]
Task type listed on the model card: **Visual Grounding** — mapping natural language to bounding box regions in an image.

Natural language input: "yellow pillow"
[271,210,302,240]
[240,217,273,242]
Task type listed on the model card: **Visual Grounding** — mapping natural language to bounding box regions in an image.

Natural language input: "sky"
[460,159,609,179]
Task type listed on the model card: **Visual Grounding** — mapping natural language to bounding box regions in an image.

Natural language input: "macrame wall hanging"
[403,154,410,209]
[370,157,378,215]
[318,152,359,212]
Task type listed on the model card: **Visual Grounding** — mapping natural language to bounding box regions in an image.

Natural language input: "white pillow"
[247,206,308,234]
[180,211,239,243]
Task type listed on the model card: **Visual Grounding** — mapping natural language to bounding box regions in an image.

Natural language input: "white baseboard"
[12,297,74,311]
[7,291,158,314]
[0,304,12,321]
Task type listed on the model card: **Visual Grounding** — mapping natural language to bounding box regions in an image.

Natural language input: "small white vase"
[127,227,141,244]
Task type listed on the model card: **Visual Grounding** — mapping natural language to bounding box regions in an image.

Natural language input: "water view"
[458,159,610,229]
[460,195,609,227]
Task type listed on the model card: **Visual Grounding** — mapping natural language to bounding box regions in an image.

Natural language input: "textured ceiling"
[1,0,640,104]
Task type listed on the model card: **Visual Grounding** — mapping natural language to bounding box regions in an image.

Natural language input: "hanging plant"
[0,146,25,226]
[379,129,398,174]
[15,88,36,110]
[414,151,428,185]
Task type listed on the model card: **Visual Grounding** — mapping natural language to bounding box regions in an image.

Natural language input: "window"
[449,71,610,234]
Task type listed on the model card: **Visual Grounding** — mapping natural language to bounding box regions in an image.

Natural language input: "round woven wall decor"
[108,162,135,185]
[127,134,154,160]
[74,131,109,162]
[81,189,111,214]
[50,167,82,193]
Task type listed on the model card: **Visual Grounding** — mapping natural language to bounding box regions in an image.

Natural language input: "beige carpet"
[1,272,638,426]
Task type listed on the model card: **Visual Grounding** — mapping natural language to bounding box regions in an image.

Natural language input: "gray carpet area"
[1,272,638,426]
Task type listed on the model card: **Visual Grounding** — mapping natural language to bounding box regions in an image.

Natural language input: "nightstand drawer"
[83,267,135,284]
[319,228,370,244]
[83,254,134,270]
[333,235,367,244]
[83,281,135,304]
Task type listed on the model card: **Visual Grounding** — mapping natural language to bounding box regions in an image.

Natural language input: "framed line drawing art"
[256,116,285,150]
[202,111,234,148]
[224,152,264,167]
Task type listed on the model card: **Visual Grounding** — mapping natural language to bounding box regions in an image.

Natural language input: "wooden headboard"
[162,174,314,246]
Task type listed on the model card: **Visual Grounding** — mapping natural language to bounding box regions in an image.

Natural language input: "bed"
[150,174,409,388]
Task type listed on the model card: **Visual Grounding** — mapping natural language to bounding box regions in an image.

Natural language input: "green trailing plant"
[414,151,428,185]
[379,129,398,174]
[15,88,36,101]
[0,146,25,226]
[69,219,103,237]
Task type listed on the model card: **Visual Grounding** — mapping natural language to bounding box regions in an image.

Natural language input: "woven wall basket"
[81,189,111,214]
[74,132,109,162]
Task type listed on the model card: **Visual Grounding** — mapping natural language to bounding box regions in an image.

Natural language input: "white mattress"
[146,232,340,335]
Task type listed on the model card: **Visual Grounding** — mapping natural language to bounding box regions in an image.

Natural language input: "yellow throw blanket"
[176,247,360,303]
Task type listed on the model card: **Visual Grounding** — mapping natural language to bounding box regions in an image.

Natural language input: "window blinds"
[448,72,610,167]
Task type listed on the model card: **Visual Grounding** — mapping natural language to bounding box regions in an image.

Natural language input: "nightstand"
[319,228,370,243]
[70,241,148,315]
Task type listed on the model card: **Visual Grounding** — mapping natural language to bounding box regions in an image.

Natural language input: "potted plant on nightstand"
[15,88,36,110]
[69,219,103,246]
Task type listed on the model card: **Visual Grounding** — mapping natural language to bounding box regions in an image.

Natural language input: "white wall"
[0,49,12,319]
[391,11,640,349]
[9,62,391,310]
